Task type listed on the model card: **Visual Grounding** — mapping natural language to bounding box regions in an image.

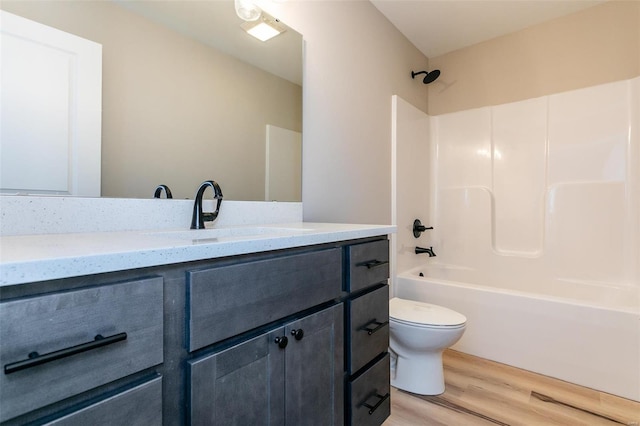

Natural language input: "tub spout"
[415,246,436,257]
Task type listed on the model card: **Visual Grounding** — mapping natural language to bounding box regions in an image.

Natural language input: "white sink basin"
[144,226,314,242]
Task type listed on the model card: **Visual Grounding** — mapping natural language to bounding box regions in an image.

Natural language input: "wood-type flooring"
[383,350,640,426]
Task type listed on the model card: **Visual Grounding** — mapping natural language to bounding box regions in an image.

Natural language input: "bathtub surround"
[392,76,640,402]
[432,76,639,286]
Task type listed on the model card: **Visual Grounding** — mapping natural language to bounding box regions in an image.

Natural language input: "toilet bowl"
[389,297,466,395]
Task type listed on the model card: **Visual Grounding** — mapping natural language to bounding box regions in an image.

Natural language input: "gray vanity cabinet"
[0,235,390,425]
[188,304,344,426]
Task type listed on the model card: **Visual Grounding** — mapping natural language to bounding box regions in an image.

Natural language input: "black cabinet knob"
[291,329,304,341]
[274,336,288,349]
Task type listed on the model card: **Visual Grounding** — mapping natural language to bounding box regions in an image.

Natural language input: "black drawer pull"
[357,259,389,269]
[359,319,389,335]
[4,332,127,375]
[362,392,390,415]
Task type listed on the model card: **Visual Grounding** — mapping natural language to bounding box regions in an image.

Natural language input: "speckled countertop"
[0,222,395,286]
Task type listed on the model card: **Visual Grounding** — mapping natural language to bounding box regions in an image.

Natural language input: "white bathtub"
[395,265,640,402]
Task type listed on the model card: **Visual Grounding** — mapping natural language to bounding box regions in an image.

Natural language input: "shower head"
[411,70,440,84]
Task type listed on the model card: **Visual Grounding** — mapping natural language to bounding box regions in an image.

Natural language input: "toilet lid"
[389,297,466,327]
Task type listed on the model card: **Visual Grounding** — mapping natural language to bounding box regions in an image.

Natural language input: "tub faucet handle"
[413,219,433,238]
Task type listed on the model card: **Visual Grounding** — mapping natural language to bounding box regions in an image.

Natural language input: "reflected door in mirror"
[266,125,301,202]
[0,11,101,196]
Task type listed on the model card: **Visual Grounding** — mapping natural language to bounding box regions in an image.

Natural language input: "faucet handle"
[413,219,433,238]
[153,184,173,199]
[201,213,217,222]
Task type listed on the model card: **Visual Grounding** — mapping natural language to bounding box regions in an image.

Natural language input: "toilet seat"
[389,297,466,328]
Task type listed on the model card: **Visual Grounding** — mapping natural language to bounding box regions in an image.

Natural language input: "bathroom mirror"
[0,0,302,201]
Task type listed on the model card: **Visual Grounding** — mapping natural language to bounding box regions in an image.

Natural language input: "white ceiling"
[370,0,606,58]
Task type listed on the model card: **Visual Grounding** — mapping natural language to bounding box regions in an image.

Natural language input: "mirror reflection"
[0,0,303,201]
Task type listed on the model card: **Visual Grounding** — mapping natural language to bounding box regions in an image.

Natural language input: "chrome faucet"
[191,180,223,229]
[153,184,173,199]
[415,246,436,257]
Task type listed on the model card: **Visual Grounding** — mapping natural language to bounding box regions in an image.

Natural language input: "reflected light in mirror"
[241,13,286,42]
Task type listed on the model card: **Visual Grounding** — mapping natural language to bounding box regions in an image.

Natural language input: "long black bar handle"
[357,259,389,269]
[359,319,389,335]
[362,392,390,415]
[4,332,127,375]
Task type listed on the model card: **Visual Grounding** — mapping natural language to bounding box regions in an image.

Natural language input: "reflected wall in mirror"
[0,0,302,201]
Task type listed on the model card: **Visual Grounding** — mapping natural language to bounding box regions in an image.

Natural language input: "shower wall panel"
[431,77,639,290]
[492,97,546,255]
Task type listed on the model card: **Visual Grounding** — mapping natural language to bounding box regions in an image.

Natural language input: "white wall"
[262,1,429,225]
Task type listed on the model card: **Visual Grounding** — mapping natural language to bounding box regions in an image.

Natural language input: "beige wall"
[266,1,429,224]
[428,1,640,115]
[1,1,302,200]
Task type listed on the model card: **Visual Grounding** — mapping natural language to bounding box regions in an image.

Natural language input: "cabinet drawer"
[347,240,389,293]
[348,353,390,426]
[0,277,163,422]
[44,376,163,426]
[348,285,389,374]
[187,248,342,351]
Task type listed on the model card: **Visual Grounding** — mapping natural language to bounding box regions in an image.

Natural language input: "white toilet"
[389,297,467,395]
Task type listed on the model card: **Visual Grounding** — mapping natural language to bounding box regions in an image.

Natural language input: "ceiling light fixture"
[241,12,286,42]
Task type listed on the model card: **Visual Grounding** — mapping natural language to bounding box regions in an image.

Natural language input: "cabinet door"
[285,304,344,426]
[188,329,286,426]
